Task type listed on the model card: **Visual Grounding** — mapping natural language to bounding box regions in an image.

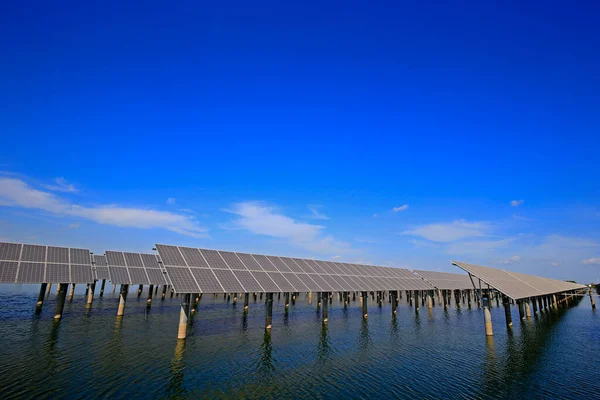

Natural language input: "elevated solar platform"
[413,270,474,290]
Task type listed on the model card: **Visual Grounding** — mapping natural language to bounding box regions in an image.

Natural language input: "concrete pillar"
[409,291,413,306]
[233,293,237,305]
[525,300,531,318]
[590,288,596,310]
[427,292,433,309]
[361,291,368,319]
[317,292,322,307]
[421,291,425,306]
[54,283,68,320]
[87,281,95,305]
[46,283,52,296]
[67,283,75,301]
[543,296,548,310]
[99,279,106,297]
[308,291,313,304]
[553,294,558,308]
[177,293,190,340]
[538,297,544,312]
[503,295,512,327]
[137,284,143,298]
[443,290,448,309]
[483,292,493,336]
[391,291,398,315]
[117,284,129,316]
[113,284,117,294]
[532,298,538,315]
[36,283,48,309]
[265,293,274,329]
[517,300,525,320]
[467,290,472,308]
[161,285,167,300]
[414,290,420,312]
[170,288,174,298]
[285,292,290,308]
[155,285,158,295]
[147,284,154,305]
[322,292,329,323]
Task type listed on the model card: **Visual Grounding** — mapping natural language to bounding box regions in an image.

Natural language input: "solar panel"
[414,270,473,290]
[21,244,45,262]
[16,262,45,283]
[266,256,292,273]
[145,269,167,285]
[281,272,310,292]
[0,243,22,261]
[344,275,366,290]
[47,246,69,263]
[277,257,304,273]
[199,249,227,269]
[251,254,278,272]
[218,251,248,270]
[294,273,323,291]
[0,261,18,282]
[212,269,244,292]
[140,254,161,269]
[321,274,345,291]
[46,263,70,282]
[167,267,201,293]
[71,264,94,283]
[304,259,326,274]
[70,248,91,265]
[232,270,264,292]
[179,247,208,267]
[291,258,316,273]
[106,251,126,267]
[95,266,110,280]
[321,261,343,275]
[127,268,150,285]
[314,260,338,275]
[190,268,223,293]
[156,244,187,266]
[249,271,280,292]
[308,274,334,291]
[123,252,144,267]
[236,253,263,271]
[108,266,131,284]
[266,271,296,292]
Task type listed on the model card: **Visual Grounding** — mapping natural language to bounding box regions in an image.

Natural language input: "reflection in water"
[168,340,187,398]
[317,324,331,362]
[242,310,249,331]
[358,319,371,355]
[257,330,275,380]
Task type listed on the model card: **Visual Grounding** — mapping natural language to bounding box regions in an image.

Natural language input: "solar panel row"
[155,244,435,294]
[0,242,94,284]
[413,270,474,290]
[452,261,586,300]
[104,251,167,285]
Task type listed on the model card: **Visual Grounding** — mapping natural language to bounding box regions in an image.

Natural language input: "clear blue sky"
[1,1,599,282]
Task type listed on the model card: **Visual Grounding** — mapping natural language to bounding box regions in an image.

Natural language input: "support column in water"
[590,288,596,310]
[87,281,95,305]
[99,279,106,297]
[503,295,513,327]
[36,283,48,310]
[117,284,129,316]
[427,292,433,309]
[265,293,274,330]
[517,300,525,320]
[361,291,368,319]
[147,284,154,305]
[137,284,143,298]
[443,290,448,310]
[68,284,75,301]
[244,293,250,310]
[483,291,493,336]
[285,292,290,308]
[177,293,190,340]
[415,290,420,312]
[525,300,532,318]
[467,290,472,308]
[54,283,68,320]
[391,291,398,316]
[308,291,312,304]
[552,294,558,308]
[322,292,329,323]
[161,285,167,300]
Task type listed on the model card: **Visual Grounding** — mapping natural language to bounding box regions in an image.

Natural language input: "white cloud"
[582,258,600,265]
[392,205,409,212]
[510,199,524,207]
[306,204,329,220]
[402,220,490,242]
[445,237,515,256]
[166,198,177,205]
[42,177,78,193]
[502,255,521,264]
[331,255,342,259]
[68,222,81,229]
[0,177,208,238]
[224,201,351,254]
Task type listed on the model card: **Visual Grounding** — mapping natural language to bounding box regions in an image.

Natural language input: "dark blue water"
[0,284,598,399]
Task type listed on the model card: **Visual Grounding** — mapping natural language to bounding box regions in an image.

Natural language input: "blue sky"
[1,2,599,282]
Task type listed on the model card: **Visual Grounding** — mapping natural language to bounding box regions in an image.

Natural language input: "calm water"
[0,285,598,399]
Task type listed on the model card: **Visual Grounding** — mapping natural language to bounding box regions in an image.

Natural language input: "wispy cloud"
[445,237,515,256]
[42,177,78,193]
[510,199,524,207]
[402,220,490,242]
[166,198,177,205]
[502,255,521,264]
[67,222,81,229]
[0,177,208,238]
[392,204,409,212]
[331,255,342,259]
[582,257,600,265]
[306,204,330,220]
[224,201,351,254]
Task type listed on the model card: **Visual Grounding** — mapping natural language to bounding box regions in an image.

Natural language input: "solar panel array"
[452,261,586,300]
[155,244,435,294]
[0,242,94,284]
[92,255,110,280]
[105,251,167,285]
[413,270,474,290]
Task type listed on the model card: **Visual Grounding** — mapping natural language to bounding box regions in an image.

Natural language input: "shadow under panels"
[105,251,167,286]
[0,242,94,284]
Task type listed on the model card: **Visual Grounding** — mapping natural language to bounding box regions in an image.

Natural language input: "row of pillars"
[482,289,588,336]
[34,280,172,320]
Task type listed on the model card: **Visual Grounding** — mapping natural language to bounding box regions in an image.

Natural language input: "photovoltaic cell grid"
[93,255,110,280]
[155,244,437,294]
[452,261,586,300]
[105,251,167,285]
[0,242,94,284]
[413,270,474,290]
